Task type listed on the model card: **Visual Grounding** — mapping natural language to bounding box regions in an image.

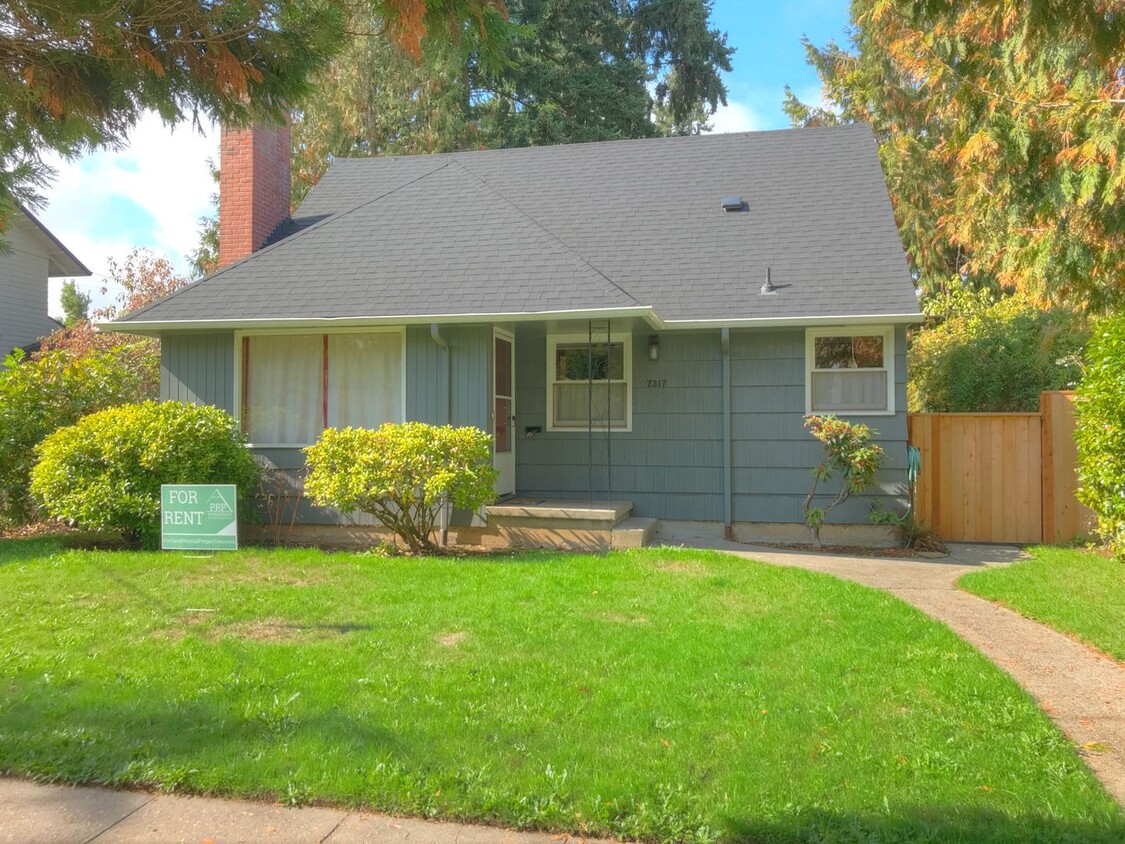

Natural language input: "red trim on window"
[322,334,329,430]
[241,336,250,435]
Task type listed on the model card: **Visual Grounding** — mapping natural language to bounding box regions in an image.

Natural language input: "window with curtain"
[806,329,894,414]
[241,331,403,444]
[547,334,631,430]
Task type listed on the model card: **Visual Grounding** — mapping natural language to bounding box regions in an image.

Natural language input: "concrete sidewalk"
[0,777,604,844]
[664,531,1125,806]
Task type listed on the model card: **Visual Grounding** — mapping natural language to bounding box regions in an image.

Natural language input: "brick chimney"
[218,119,291,267]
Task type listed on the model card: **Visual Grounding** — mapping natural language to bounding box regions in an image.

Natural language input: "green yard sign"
[161,484,238,551]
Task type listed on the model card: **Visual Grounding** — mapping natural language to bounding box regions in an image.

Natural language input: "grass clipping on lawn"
[0,540,1122,843]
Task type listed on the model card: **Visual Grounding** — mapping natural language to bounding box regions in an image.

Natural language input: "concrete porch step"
[610,516,660,549]
[485,498,633,530]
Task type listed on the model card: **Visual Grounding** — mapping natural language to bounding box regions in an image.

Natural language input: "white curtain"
[327,333,402,429]
[554,382,627,427]
[811,370,887,413]
[245,334,323,444]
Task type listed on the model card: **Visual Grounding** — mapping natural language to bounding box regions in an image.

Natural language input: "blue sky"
[39,1,851,316]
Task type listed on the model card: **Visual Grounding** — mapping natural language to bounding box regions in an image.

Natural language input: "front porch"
[477,498,658,551]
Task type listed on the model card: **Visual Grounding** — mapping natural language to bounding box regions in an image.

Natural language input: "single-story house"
[2,206,89,360]
[106,122,921,546]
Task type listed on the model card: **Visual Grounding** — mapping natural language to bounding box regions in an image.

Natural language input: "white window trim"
[234,326,407,448]
[805,326,895,417]
[546,332,633,433]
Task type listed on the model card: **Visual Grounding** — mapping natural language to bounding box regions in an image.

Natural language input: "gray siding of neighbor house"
[515,325,908,525]
[0,225,58,357]
[159,325,491,526]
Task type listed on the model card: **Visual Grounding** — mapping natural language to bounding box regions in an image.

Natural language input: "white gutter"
[98,306,657,336]
[101,307,923,336]
[651,312,922,330]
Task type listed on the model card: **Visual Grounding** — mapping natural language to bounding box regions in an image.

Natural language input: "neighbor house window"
[546,333,632,431]
[240,330,403,445]
[806,328,894,415]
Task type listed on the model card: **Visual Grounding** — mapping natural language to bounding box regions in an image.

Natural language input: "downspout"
[721,327,733,540]
[430,324,451,545]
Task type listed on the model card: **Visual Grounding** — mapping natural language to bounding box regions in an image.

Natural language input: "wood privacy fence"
[907,392,1097,544]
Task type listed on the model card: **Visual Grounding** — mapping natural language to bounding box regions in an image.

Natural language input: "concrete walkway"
[666,532,1125,806]
[0,776,604,844]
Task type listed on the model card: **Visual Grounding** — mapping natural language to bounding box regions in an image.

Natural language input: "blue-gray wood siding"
[159,323,909,527]
[160,332,235,411]
[515,325,908,524]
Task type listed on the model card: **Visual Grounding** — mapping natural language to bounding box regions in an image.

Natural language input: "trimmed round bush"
[304,423,497,553]
[1076,315,1125,556]
[30,401,259,548]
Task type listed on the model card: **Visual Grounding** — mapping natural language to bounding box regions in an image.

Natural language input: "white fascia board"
[97,306,657,336]
[653,312,922,330]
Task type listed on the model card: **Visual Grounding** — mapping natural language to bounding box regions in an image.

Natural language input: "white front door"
[493,329,515,496]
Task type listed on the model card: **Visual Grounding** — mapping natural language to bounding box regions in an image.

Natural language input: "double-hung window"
[546,333,632,431]
[806,327,894,415]
[240,330,404,445]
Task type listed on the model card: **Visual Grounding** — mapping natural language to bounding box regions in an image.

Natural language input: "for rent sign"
[161,484,238,551]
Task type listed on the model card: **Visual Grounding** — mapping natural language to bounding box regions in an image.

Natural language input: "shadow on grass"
[0,674,407,794]
[724,806,1125,844]
[0,536,67,566]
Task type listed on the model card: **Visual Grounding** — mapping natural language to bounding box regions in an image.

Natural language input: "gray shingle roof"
[119,123,919,327]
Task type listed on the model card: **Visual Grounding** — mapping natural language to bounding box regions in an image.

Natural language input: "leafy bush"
[1075,315,1125,557]
[802,415,885,547]
[30,402,259,548]
[909,293,1086,412]
[304,423,498,553]
[0,342,158,524]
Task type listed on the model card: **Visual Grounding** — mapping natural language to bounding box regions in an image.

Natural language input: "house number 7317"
[646,379,667,388]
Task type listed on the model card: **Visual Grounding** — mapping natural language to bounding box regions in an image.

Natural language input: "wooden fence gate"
[907,392,1096,544]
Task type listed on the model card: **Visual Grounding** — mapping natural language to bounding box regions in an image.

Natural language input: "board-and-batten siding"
[0,225,58,357]
[516,325,908,524]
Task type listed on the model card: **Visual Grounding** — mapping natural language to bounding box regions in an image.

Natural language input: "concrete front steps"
[480,498,658,551]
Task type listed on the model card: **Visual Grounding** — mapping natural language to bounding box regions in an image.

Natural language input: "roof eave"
[98,306,660,336]
[100,307,924,337]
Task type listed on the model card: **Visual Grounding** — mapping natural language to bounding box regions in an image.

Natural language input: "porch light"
[760,267,778,295]
[648,335,660,361]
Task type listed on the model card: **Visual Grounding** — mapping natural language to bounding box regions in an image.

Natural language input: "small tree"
[802,415,885,547]
[58,280,90,326]
[303,423,497,553]
[30,402,260,548]
[1075,315,1125,557]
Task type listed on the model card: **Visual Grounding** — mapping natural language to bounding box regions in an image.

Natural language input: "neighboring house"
[1,207,89,359]
[107,122,921,543]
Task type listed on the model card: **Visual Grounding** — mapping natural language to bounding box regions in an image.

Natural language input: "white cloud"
[37,112,219,319]
[708,100,767,134]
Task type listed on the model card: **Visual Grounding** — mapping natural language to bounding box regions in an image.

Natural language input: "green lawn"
[960,546,1125,661]
[0,538,1121,843]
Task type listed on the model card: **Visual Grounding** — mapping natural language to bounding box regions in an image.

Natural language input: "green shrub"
[802,415,884,547]
[304,423,497,553]
[1075,315,1125,557]
[909,293,1086,412]
[0,342,158,524]
[30,401,259,548]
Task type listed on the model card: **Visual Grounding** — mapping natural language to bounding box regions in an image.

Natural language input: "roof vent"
[760,267,778,295]
[721,195,745,212]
